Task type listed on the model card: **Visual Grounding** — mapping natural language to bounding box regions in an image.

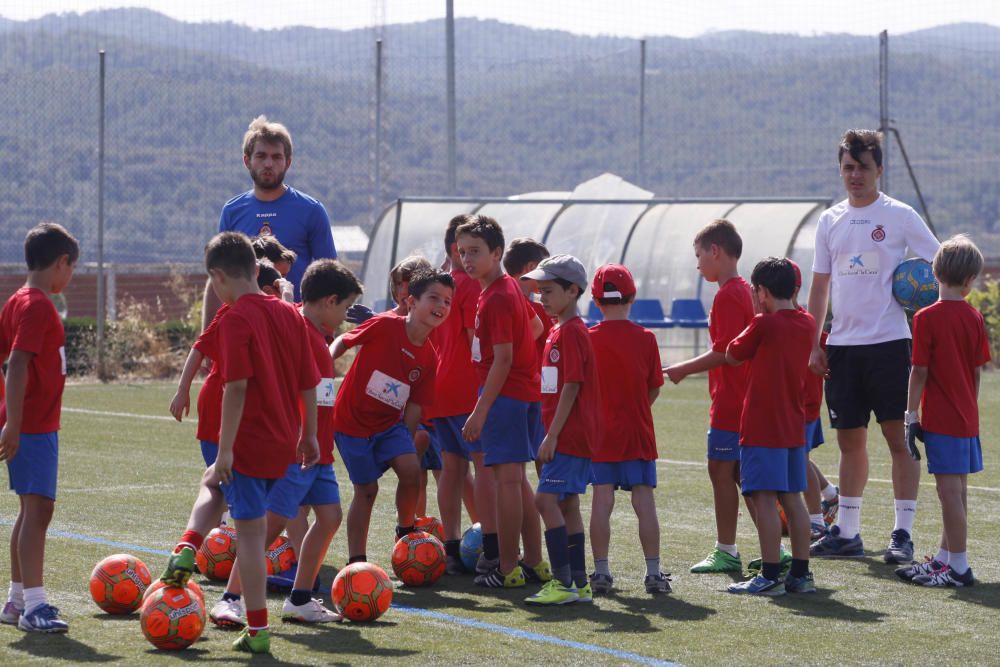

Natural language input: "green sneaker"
[520,559,553,583]
[690,547,742,573]
[525,580,579,606]
[575,583,593,603]
[233,627,271,653]
[748,545,793,575]
[159,547,196,587]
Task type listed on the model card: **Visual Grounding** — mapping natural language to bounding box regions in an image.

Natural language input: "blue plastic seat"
[670,298,709,328]
[630,298,674,328]
[585,301,604,326]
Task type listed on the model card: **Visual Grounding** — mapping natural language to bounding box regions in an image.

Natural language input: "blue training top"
[219,186,337,299]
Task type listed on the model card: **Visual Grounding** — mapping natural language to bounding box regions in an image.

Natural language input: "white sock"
[893,500,917,535]
[821,484,838,502]
[935,548,951,565]
[810,513,825,526]
[716,542,738,557]
[645,557,661,578]
[594,559,611,577]
[221,510,231,525]
[7,582,23,607]
[949,551,969,574]
[836,496,863,537]
[23,587,48,614]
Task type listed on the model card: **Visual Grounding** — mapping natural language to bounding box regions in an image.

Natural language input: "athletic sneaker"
[210,598,246,629]
[445,555,468,576]
[895,557,944,583]
[915,565,975,588]
[784,572,817,594]
[524,580,578,605]
[726,574,785,596]
[475,566,526,588]
[884,529,914,564]
[576,583,593,603]
[281,597,343,623]
[810,520,828,542]
[588,572,614,594]
[159,546,196,587]
[644,572,673,594]
[810,525,864,558]
[821,487,839,524]
[690,548,742,573]
[475,554,500,575]
[747,546,792,575]
[17,604,68,633]
[520,559,553,584]
[0,601,23,625]
[232,627,271,654]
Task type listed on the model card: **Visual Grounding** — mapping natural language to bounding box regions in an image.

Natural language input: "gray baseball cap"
[520,254,588,290]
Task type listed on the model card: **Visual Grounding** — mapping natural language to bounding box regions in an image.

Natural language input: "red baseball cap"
[788,259,802,288]
[591,264,637,301]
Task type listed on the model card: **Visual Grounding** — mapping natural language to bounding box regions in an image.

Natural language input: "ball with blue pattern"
[892,258,939,311]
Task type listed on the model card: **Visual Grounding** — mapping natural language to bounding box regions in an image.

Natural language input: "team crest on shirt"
[408,368,421,383]
[549,348,560,363]
[871,225,886,242]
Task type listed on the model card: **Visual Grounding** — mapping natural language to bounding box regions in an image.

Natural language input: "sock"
[949,551,969,575]
[445,539,461,559]
[893,500,917,535]
[222,591,241,603]
[645,557,661,578]
[176,530,204,552]
[594,558,611,577]
[289,589,311,606]
[544,527,571,587]
[246,608,268,636]
[821,484,838,502]
[810,513,825,526]
[715,542,738,557]
[7,582,23,607]
[483,532,500,561]
[761,562,781,581]
[348,554,367,564]
[934,548,951,565]
[836,496,863,537]
[568,532,587,589]
[396,525,415,540]
[790,558,809,578]
[23,587,48,614]
[221,510,231,525]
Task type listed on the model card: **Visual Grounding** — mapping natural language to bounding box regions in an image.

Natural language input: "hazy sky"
[1,0,997,37]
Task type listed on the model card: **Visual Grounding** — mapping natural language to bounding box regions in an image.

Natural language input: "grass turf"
[1,374,998,665]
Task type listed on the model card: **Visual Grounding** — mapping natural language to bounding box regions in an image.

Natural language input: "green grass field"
[2,375,999,665]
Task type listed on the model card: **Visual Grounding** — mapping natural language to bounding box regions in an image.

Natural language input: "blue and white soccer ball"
[459,523,483,571]
[892,258,939,311]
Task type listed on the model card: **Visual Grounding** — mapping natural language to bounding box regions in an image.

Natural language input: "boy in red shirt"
[331,268,452,563]
[457,215,545,589]
[0,223,78,632]
[664,219,754,573]
[520,255,600,605]
[586,264,671,595]
[898,235,989,587]
[725,257,816,596]
[160,232,321,653]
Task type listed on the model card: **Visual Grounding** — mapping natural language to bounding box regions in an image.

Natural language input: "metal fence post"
[96,49,107,381]
[638,38,646,186]
[879,30,890,195]
[446,0,457,195]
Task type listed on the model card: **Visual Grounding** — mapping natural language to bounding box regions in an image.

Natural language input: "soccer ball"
[89,553,152,614]
[140,585,206,650]
[460,523,483,571]
[265,535,297,575]
[143,579,205,609]
[414,515,445,542]
[196,525,237,581]
[331,562,393,622]
[391,532,446,586]
[892,258,939,311]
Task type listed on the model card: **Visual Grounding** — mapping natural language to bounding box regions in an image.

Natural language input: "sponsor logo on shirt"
[871,225,886,242]
[366,370,410,410]
[838,251,879,277]
[317,377,336,407]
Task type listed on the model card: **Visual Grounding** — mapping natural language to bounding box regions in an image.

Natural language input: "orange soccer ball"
[196,525,237,581]
[265,535,298,575]
[391,531,446,587]
[89,553,152,614]
[143,579,205,609]
[331,562,393,622]
[140,584,206,650]
[414,516,446,542]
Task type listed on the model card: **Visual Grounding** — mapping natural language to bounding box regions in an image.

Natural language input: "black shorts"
[825,339,910,429]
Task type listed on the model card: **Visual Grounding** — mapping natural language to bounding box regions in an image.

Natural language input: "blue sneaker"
[810,525,864,558]
[883,529,914,564]
[784,572,817,593]
[18,604,68,633]
[727,574,785,596]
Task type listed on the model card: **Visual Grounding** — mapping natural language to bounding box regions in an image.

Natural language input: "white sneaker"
[209,598,245,629]
[1,601,23,625]
[281,597,343,623]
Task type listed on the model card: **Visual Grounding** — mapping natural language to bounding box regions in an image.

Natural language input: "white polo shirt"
[812,193,939,346]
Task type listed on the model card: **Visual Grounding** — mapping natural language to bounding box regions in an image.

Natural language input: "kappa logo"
[549,348,560,363]
[871,224,886,242]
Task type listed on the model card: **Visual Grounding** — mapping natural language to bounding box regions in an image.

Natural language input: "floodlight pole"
[879,30,889,194]
[96,50,107,381]
[637,39,646,186]
[373,38,383,226]
[445,0,457,194]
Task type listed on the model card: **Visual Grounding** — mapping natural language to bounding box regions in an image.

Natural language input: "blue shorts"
[267,463,341,518]
[707,428,741,461]
[336,422,416,486]
[221,470,276,520]
[537,453,591,501]
[417,425,443,471]
[740,445,808,495]
[433,414,480,461]
[481,395,536,466]
[200,440,218,467]
[528,403,545,457]
[805,419,825,451]
[7,432,58,500]
[590,460,657,490]
[924,432,984,475]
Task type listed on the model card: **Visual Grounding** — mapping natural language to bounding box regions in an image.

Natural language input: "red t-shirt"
[219,294,320,479]
[0,287,66,433]
[429,269,480,418]
[473,274,541,403]
[541,316,600,458]
[193,303,230,443]
[304,317,337,464]
[334,314,438,437]
[708,276,754,432]
[588,319,663,462]
[803,330,828,422]
[912,300,991,437]
[529,297,554,367]
[727,309,816,448]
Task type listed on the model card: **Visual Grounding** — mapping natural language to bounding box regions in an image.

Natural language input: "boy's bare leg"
[9,501,24,584]
[471,453,497,534]
[494,462,524,574]
[17,495,53,588]
[708,459,740,544]
[937,474,967,556]
[752,491,782,564]
[414,431,431,518]
[346,482,378,558]
[462,467,479,525]
[389,453,421,529]
[234,517,268,630]
[225,512,289,596]
[805,457,823,515]
[519,474,543,566]
[285,507,309,555]
[778,491,810,560]
[881,420,919,501]
[631,485,660,559]
[438,453,467,541]
[186,467,229,536]
[589,485,615,562]
[837,427,868,498]
[292,503,342,590]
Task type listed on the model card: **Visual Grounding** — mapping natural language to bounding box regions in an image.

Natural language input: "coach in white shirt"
[807,129,939,564]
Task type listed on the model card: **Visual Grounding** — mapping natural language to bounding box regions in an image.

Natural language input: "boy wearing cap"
[520,255,601,606]
[587,265,671,594]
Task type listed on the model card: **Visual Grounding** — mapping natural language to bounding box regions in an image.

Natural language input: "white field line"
[63,406,178,422]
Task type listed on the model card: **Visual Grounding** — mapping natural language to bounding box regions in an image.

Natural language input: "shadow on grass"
[524,600,659,634]
[608,592,717,623]
[144,646,304,664]
[948,581,1000,609]
[280,621,419,658]
[391,579,513,614]
[9,633,121,662]
[92,611,142,622]
[771,588,887,622]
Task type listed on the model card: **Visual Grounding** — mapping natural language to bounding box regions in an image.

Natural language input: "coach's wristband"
[904,411,919,425]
